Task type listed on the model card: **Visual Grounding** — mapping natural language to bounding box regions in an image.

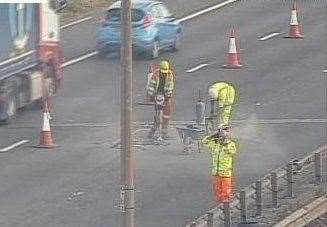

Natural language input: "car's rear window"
[106,8,145,22]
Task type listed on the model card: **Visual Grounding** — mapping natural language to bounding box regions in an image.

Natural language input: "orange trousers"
[212,176,234,203]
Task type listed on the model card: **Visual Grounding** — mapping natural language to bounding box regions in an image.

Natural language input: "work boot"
[162,117,170,139]
[162,127,169,140]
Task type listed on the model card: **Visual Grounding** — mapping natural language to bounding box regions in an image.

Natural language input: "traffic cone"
[34,100,56,148]
[222,29,242,69]
[288,2,303,38]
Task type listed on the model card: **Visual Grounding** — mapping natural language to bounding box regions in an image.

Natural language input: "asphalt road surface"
[0,0,326,227]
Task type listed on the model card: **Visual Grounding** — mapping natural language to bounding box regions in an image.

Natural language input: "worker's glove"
[208,131,220,140]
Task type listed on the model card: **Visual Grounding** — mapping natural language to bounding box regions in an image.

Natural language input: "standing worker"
[202,124,237,203]
[147,60,176,138]
[208,82,236,126]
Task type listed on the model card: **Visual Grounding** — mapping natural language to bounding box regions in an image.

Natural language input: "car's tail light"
[143,15,154,30]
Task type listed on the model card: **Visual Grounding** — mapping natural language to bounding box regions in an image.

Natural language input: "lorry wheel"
[31,98,43,110]
[172,32,181,51]
[3,93,17,124]
[7,94,17,117]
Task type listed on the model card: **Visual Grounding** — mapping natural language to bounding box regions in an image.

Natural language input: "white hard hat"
[208,87,218,100]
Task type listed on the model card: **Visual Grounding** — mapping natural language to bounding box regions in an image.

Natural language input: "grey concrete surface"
[0,0,326,227]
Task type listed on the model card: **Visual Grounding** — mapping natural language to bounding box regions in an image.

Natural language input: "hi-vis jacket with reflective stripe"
[147,69,175,97]
[202,136,237,177]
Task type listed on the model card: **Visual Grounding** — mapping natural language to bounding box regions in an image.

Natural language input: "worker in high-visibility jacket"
[208,82,236,126]
[202,124,237,203]
[147,60,175,138]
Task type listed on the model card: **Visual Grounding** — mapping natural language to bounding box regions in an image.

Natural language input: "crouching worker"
[202,124,237,203]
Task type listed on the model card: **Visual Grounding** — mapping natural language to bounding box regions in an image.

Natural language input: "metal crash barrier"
[185,145,327,227]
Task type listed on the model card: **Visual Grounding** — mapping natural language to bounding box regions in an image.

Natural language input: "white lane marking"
[258,32,282,41]
[7,118,327,129]
[137,118,327,125]
[61,51,99,68]
[60,16,93,29]
[186,63,209,73]
[176,0,238,23]
[110,128,149,148]
[0,140,29,152]
[0,50,36,66]
[54,122,113,127]
[235,118,327,124]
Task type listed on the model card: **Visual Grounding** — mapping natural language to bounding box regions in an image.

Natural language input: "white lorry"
[0,0,66,123]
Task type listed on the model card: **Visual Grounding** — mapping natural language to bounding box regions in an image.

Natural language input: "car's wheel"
[7,93,17,117]
[97,49,108,58]
[31,98,43,110]
[172,32,181,51]
[147,39,159,59]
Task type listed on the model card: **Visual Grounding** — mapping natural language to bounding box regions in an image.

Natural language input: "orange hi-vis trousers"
[212,176,234,203]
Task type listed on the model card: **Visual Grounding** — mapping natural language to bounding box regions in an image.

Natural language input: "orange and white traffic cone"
[34,100,56,148]
[288,2,303,38]
[222,29,242,69]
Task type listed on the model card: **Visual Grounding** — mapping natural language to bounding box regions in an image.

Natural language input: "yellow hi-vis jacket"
[210,82,236,125]
[211,82,235,107]
[202,136,237,177]
[147,69,175,97]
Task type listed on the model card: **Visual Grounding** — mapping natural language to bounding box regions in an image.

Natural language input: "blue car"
[96,0,182,59]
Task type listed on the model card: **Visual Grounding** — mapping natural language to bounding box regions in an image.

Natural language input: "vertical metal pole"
[207,212,214,227]
[314,152,322,183]
[120,0,134,226]
[240,190,247,223]
[223,202,231,227]
[196,90,205,125]
[210,99,215,117]
[255,180,262,216]
[286,162,294,197]
[271,172,278,208]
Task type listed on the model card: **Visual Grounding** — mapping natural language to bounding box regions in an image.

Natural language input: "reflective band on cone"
[290,10,299,25]
[288,3,303,38]
[34,101,56,149]
[42,112,51,131]
[229,37,237,54]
